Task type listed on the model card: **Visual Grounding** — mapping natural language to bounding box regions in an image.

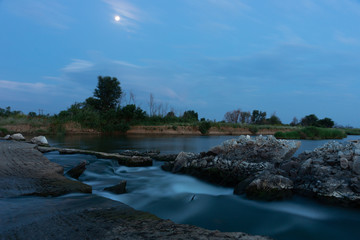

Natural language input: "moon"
[114,15,121,22]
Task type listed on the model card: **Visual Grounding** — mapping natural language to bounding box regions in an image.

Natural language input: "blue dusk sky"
[1,0,360,127]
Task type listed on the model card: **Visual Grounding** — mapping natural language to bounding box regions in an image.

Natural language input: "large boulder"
[210,135,301,163]
[66,161,87,179]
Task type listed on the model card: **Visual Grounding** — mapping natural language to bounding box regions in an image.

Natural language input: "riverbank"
[0,140,270,240]
[1,122,296,136]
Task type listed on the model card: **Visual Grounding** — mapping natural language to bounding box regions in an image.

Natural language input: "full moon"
[114,15,121,22]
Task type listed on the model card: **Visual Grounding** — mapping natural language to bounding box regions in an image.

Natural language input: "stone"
[352,156,360,175]
[66,161,87,179]
[340,158,349,169]
[3,134,10,140]
[246,174,293,201]
[104,180,127,194]
[30,136,49,146]
[10,133,25,141]
[172,152,199,173]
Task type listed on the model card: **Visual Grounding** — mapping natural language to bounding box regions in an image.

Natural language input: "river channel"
[45,134,360,240]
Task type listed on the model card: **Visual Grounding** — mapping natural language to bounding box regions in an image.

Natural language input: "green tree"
[317,117,334,128]
[251,110,266,124]
[93,76,122,112]
[182,110,199,122]
[301,114,318,126]
[268,113,282,125]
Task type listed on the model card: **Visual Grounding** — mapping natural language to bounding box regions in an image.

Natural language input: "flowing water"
[45,134,360,240]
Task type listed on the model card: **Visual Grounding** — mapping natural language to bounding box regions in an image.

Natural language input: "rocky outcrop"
[0,195,272,240]
[162,135,300,200]
[163,135,360,207]
[291,141,360,207]
[0,141,91,197]
[104,180,127,194]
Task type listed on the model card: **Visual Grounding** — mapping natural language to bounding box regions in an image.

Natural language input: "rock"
[172,152,199,173]
[353,156,360,175]
[3,134,10,140]
[66,161,87,179]
[245,174,293,201]
[10,133,25,141]
[340,158,349,169]
[104,180,127,194]
[0,141,91,197]
[30,136,49,146]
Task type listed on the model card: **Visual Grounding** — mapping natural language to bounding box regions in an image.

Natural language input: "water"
[45,134,360,240]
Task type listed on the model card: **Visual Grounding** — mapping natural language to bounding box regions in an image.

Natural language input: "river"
[45,134,360,240]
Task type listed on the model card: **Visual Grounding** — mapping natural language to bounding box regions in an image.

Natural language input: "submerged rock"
[66,161,87,179]
[104,180,127,194]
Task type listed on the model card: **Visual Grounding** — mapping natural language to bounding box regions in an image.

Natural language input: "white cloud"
[62,59,94,73]
[4,0,71,29]
[0,80,49,92]
[335,31,359,45]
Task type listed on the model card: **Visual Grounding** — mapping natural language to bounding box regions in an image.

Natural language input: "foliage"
[0,127,9,136]
[224,109,241,123]
[251,110,266,125]
[267,113,282,125]
[92,76,122,112]
[344,128,360,135]
[275,127,346,140]
[198,121,211,135]
[301,114,319,126]
[249,125,259,134]
[316,117,334,128]
[182,110,199,122]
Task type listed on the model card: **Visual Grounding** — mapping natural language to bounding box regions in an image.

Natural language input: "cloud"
[205,0,251,12]
[335,31,359,45]
[62,59,95,73]
[3,0,71,29]
[0,80,50,92]
[102,0,142,30]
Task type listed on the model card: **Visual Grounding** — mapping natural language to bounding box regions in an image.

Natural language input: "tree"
[290,117,299,126]
[224,109,241,123]
[317,117,334,128]
[268,113,282,125]
[240,111,251,124]
[93,76,122,112]
[301,114,318,126]
[251,110,266,124]
[182,110,199,122]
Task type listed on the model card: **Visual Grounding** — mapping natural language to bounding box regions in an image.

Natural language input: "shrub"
[199,121,211,135]
[0,127,9,136]
[249,126,259,134]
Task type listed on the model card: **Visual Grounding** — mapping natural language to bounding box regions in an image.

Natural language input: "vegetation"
[275,127,347,140]
[0,76,358,138]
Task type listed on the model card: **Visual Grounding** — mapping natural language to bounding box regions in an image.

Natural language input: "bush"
[275,127,346,140]
[0,127,9,136]
[249,126,259,134]
[199,121,211,135]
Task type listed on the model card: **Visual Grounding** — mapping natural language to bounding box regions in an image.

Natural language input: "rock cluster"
[162,135,301,200]
[163,135,360,207]
[288,141,360,206]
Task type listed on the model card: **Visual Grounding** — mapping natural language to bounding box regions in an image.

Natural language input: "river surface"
[45,134,360,240]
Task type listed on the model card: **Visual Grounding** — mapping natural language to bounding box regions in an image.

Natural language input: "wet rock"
[245,173,293,201]
[66,161,87,179]
[104,180,127,194]
[353,156,360,175]
[30,136,49,146]
[0,141,91,197]
[10,133,25,141]
[3,134,10,140]
[340,158,349,169]
[172,152,200,173]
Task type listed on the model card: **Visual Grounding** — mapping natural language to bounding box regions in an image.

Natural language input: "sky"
[1,0,360,127]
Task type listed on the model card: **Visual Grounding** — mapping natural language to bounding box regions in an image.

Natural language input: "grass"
[275,126,347,140]
[343,128,360,135]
